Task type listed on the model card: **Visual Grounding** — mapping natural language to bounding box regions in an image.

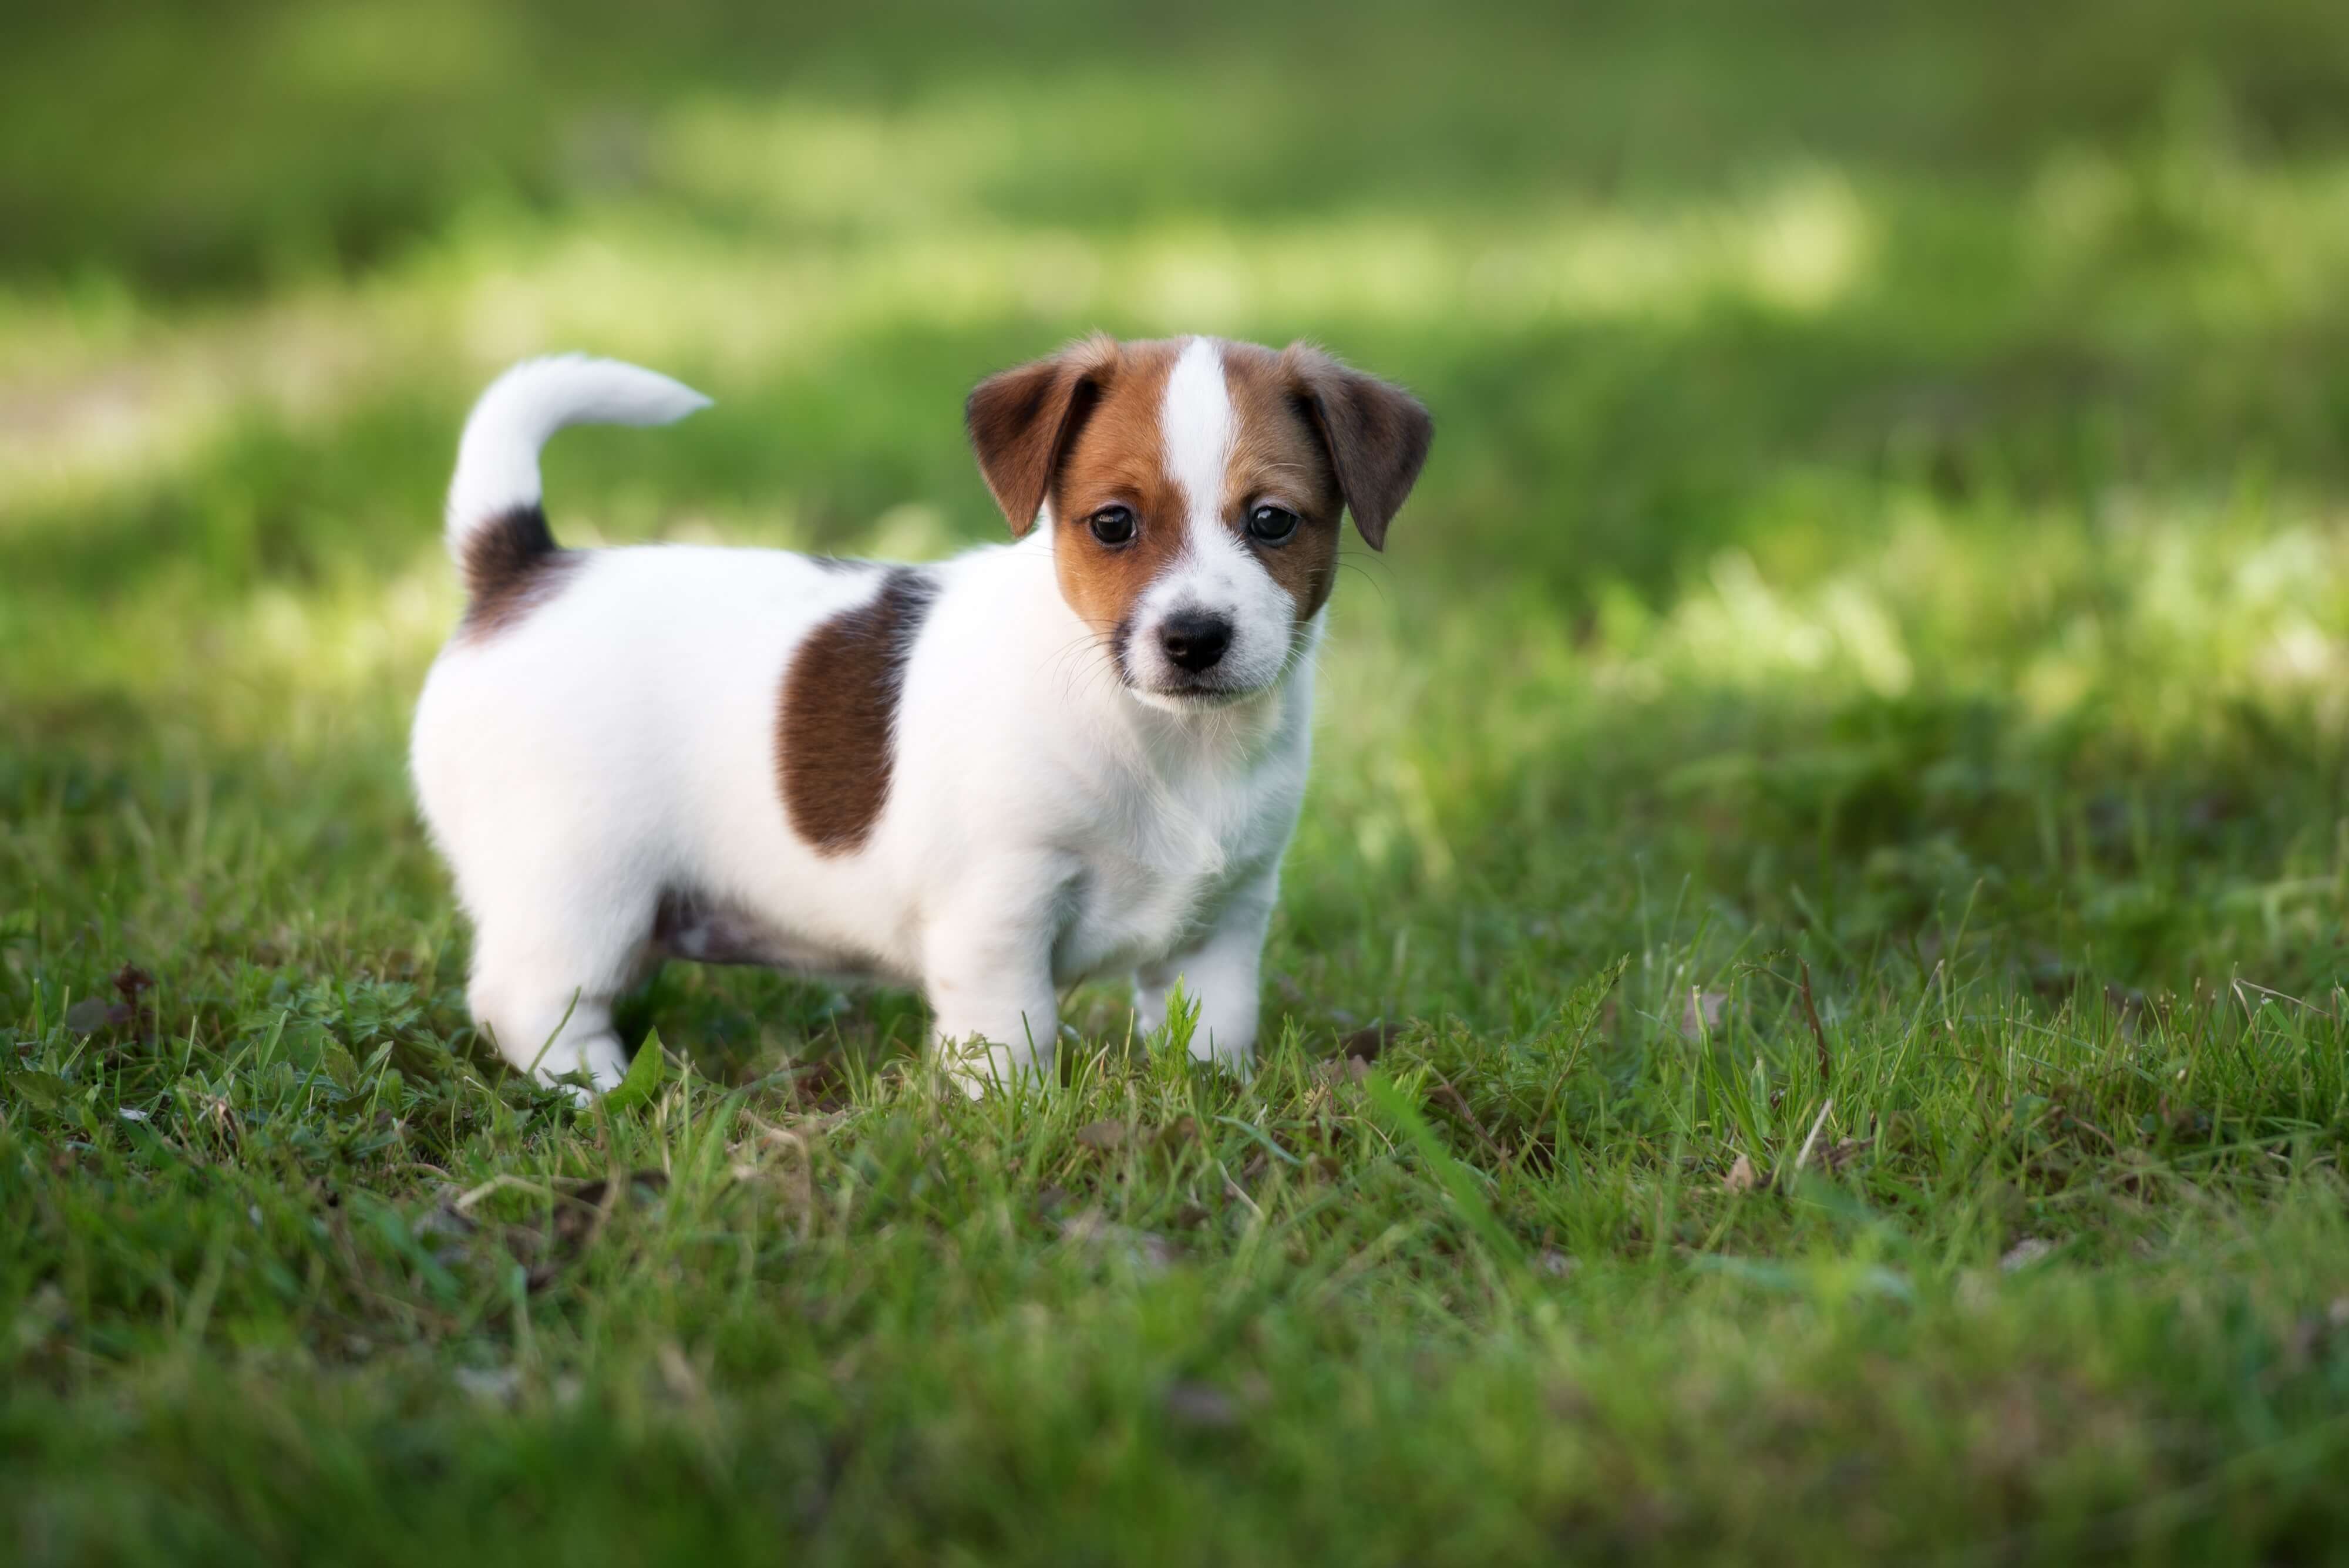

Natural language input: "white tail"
[446,355,711,563]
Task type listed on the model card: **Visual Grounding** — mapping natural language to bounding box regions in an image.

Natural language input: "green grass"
[9,1,2349,1562]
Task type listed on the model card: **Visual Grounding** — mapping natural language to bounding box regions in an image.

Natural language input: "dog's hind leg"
[464,872,657,1093]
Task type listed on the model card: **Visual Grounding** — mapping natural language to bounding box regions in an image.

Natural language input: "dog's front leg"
[1135,869,1277,1074]
[921,864,1062,1096]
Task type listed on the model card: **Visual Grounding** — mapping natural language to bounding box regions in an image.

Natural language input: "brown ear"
[964,335,1118,536]
[1284,345,1433,550]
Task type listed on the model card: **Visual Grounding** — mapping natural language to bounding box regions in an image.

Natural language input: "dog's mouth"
[1126,655,1300,713]
[1110,625,1293,709]
[1136,677,1258,708]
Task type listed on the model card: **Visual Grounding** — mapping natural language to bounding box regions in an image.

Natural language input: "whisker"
[1332,559,1391,610]
[1041,629,1119,705]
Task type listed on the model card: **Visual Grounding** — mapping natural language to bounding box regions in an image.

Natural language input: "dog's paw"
[537,1032,631,1102]
[937,1035,1047,1098]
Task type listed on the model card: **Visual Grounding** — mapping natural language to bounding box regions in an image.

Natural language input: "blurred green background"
[9,0,2349,1002]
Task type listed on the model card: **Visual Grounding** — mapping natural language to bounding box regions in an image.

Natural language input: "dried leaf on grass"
[1317,1056,1374,1088]
[1677,988,1730,1039]
[453,1364,522,1405]
[1163,1381,1241,1429]
[440,1168,678,1288]
[1818,1137,1874,1174]
[1059,1209,1180,1275]
[2000,1237,2055,1272]
[62,964,158,1039]
[62,996,124,1035]
[1076,1118,1129,1150]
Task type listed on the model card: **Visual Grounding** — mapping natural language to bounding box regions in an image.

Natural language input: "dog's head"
[967,335,1431,709]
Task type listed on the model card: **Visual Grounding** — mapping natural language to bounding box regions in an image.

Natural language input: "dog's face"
[967,335,1432,709]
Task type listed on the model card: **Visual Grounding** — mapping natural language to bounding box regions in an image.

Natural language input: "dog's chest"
[1048,748,1298,981]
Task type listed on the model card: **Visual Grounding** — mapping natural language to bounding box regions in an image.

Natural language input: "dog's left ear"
[1284,345,1433,550]
[965,334,1118,537]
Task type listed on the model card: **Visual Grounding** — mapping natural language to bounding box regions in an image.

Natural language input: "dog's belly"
[649,889,889,982]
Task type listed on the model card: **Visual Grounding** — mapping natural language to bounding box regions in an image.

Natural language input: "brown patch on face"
[776,568,938,854]
[459,503,582,639]
[1042,339,1189,654]
[1219,342,1345,618]
[965,333,1119,537]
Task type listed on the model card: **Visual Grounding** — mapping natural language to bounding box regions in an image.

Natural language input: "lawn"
[8,1,2349,1561]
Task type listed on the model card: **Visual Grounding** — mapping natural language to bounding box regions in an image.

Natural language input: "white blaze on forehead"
[1159,337,1234,531]
[1124,335,1298,705]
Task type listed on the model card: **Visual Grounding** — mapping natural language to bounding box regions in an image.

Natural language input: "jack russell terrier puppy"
[410,335,1432,1093]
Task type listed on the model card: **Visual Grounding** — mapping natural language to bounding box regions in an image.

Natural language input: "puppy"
[410,335,1431,1091]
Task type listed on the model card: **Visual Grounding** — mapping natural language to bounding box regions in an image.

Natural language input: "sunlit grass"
[6,176,1884,508]
[13,116,2349,516]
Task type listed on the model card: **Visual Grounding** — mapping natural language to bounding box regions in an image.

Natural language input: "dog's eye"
[1246,504,1300,544]
[1089,505,1136,546]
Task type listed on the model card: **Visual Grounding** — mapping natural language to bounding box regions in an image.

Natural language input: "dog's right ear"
[965,335,1116,537]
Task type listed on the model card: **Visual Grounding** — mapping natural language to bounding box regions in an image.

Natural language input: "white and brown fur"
[410,337,1431,1092]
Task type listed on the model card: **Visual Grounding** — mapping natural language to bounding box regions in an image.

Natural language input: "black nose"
[1159,610,1233,674]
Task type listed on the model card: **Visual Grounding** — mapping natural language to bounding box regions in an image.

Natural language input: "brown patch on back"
[1220,342,1346,618]
[459,503,581,638]
[776,568,938,854]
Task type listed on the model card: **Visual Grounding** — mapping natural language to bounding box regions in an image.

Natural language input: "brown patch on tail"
[459,503,581,639]
[776,568,939,854]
